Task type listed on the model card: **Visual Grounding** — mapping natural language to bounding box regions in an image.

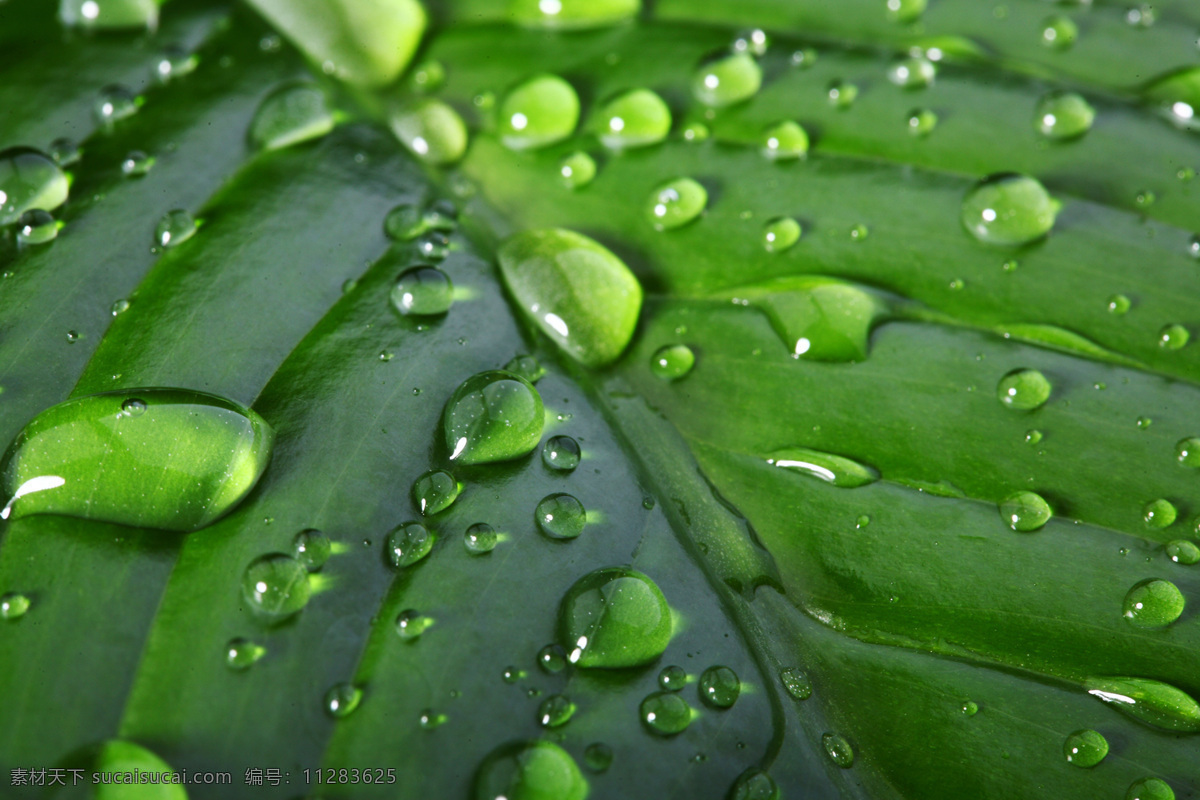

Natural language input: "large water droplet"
[698,665,740,708]
[0,592,31,620]
[242,553,310,620]
[651,344,696,380]
[386,521,434,568]
[887,56,935,88]
[538,694,576,728]
[1126,777,1176,800]
[640,691,693,735]
[542,435,581,471]
[16,210,58,246]
[225,637,266,669]
[412,469,461,515]
[730,769,779,800]
[595,89,671,149]
[1165,539,1200,564]
[1041,15,1078,49]
[390,99,468,165]
[822,733,854,768]
[1086,676,1200,732]
[464,522,498,554]
[536,493,586,539]
[763,217,802,252]
[962,174,1058,246]
[443,371,544,464]
[474,741,588,800]
[646,178,707,231]
[154,209,197,248]
[692,53,762,108]
[0,147,69,225]
[1063,729,1107,767]
[1158,324,1190,350]
[293,529,331,571]
[761,121,809,160]
[497,229,642,367]
[2,389,273,531]
[509,0,639,29]
[499,75,580,151]
[1123,578,1185,628]
[1143,498,1178,528]
[996,368,1051,410]
[94,85,138,126]
[999,491,1052,531]
[559,566,672,668]
[61,0,157,29]
[391,266,454,318]
[1035,91,1095,140]
[559,151,597,189]
[325,682,363,718]
[780,667,813,700]
[248,82,334,151]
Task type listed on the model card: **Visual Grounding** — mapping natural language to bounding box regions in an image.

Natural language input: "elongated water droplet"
[391,266,453,317]
[767,447,879,488]
[390,99,468,165]
[730,769,779,800]
[325,682,363,718]
[827,81,859,109]
[560,567,671,668]
[698,665,740,708]
[225,637,265,669]
[646,178,707,231]
[962,174,1058,246]
[538,694,576,728]
[761,121,809,160]
[412,469,460,515]
[559,151,597,189]
[583,743,613,773]
[249,82,333,151]
[1127,777,1176,800]
[509,0,639,29]
[154,45,198,83]
[658,665,687,690]
[2,389,272,531]
[1086,676,1200,732]
[1143,498,1177,528]
[16,210,58,246]
[386,521,434,568]
[542,435,580,471]
[693,53,762,108]
[154,209,197,248]
[504,354,545,384]
[887,56,935,88]
[293,528,331,571]
[1123,578,1185,627]
[0,592,31,620]
[763,217,802,252]
[999,490,1052,531]
[0,147,69,225]
[61,0,157,29]
[1041,15,1078,49]
[1165,539,1200,564]
[781,667,812,700]
[499,75,580,151]
[1063,729,1107,767]
[1158,324,1190,350]
[497,229,642,367]
[94,85,138,126]
[418,708,447,729]
[595,89,671,149]
[536,493,586,539]
[822,733,854,767]
[1035,91,1095,140]
[640,691,693,735]
[444,371,544,464]
[464,522,497,554]
[474,741,588,800]
[996,368,1051,410]
[121,150,154,177]
[651,344,696,380]
[395,608,434,641]
[907,108,938,136]
[242,553,310,620]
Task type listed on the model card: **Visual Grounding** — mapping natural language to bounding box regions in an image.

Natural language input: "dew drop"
[536,493,586,539]
[247,82,334,151]
[385,521,434,568]
[698,665,740,709]
[658,665,687,690]
[962,700,979,716]
[730,769,779,800]
[780,667,813,700]
[583,743,612,773]
[0,147,69,225]
[887,0,927,23]
[292,528,331,571]
[1024,429,1043,444]
[503,355,545,384]
[16,210,57,246]
[395,608,434,641]
[996,368,1051,410]
[732,28,770,56]
[153,44,198,83]
[559,567,672,668]
[0,592,31,620]
[537,694,576,728]
[120,150,154,177]
[325,683,363,718]
[48,138,81,167]
[502,666,525,683]
[443,371,544,465]
[682,121,711,142]
[412,469,460,515]
[1123,578,1185,627]
[1035,91,1095,140]
[154,209,196,249]
[1143,498,1178,528]
[651,344,696,380]
[1063,729,1107,767]
[907,108,938,136]
[538,643,568,673]
[640,691,693,736]
[761,121,809,160]
[1158,324,1189,350]
[887,56,935,88]
[242,554,310,620]
[1041,15,1078,50]
[1126,777,1176,800]
[646,178,707,231]
[827,81,859,109]
[692,52,762,108]
[962,174,1058,246]
[1187,234,1200,259]
[390,99,468,166]
[763,217,802,253]
[1107,294,1131,315]
[473,741,587,800]
[61,0,157,29]
[1165,539,1200,564]
[408,60,446,93]
[559,151,597,189]
[499,74,580,151]
[1136,189,1156,208]
[542,435,581,471]
[225,637,265,670]
[999,491,1052,532]
[595,89,672,149]
[822,733,855,768]
[464,522,498,555]
[94,85,138,126]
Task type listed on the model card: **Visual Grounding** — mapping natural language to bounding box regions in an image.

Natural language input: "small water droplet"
[325,682,363,718]
[658,665,687,690]
[385,521,434,568]
[999,491,1052,532]
[682,121,711,142]
[646,178,707,231]
[907,108,938,136]
[1135,189,1156,208]
[729,769,778,800]
[537,643,568,673]
[0,147,69,225]
[560,567,671,667]
[1186,234,1200,259]
[379,350,394,362]
[242,553,310,620]
[996,368,1051,410]
[418,708,446,729]
[120,150,154,177]
[822,733,855,768]
[408,60,446,93]
[887,0,927,22]
[887,56,935,88]
[855,514,871,529]
[542,435,581,471]
[849,223,869,240]
[464,522,498,555]
[503,354,545,383]
[110,299,131,316]
[963,174,1058,246]
[692,52,762,108]
[1041,15,1078,49]
[1063,729,1107,767]
[537,694,575,728]
[961,700,979,716]
[292,528,331,571]
[395,608,434,641]
[154,44,198,83]
[559,151,597,189]
[0,592,31,620]
[411,469,461,516]
[48,138,81,167]
[763,217,802,253]
[390,99,469,166]
[1025,429,1043,444]
[1158,323,1190,350]
[1123,578,1185,627]
[16,209,57,246]
[761,121,809,160]
[444,371,544,465]
[249,82,333,151]
[651,344,696,380]
[499,74,580,150]
[595,89,672,149]
[827,80,859,109]
[502,666,525,683]
[640,691,693,736]
[1144,498,1179,528]
[732,28,769,56]
[225,637,265,670]
[1165,539,1200,564]
[94,85,138,127]
[1035,91,1095,140]
[1107,294,1131,315]
[583,743,612,773]
[536,493,586,539]
[791,47,819,67]
[416,231,451,261]
[1126,3,1156,27]
[698,665,740,709]
[780,667,812,700]
[154,209,197,248]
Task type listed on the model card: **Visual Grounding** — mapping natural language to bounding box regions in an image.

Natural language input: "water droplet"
[536,493,586,539]
[1126,3,1156,27]
[962,174,1058,246]
[646,178,707,231]
[502,666,525,683]
[999,490,1052,532]
[538,643,568,673]
[855,514,871,529]
[650,344,696,380]
[248,82,333,151]
[379,350,394,362]
[763,217,802,253]
[1086,676,1200,732]
[1136,189,1156,208]
[682,121,711,142]
[767,447,879,488]
[395,608,434,641]
[1126,778,1176,800]
[692,52,762,108]
[385,521,434,568]
[473,741,587,800]
[1041,15,1078,49]
[65,330,81,344]
[778,668,813,701]
[595,89,672,149]
[2,389,272,531]
[761,121,809,160]
[412,469,461,515]
[509,0,638,28]
[154,209,196,249]
[0,592,31,620]
[1136,415,1152,429]
[390,99,468,166]
[996,368,1051,410]
[1063,729,1107,767]
[887,56,935,88]
[698,665,740,709]
[1123,578,1185,627]
[153,44,198,83]
[1035,91,1095,140]
[849,223,869,241]
[0,147,69,225]
[464,522,498,554]
[559,151,597,189]
[242,553,310,620]
[961,700,979,716]
[497,229,642,367]
[61,0,157,29]
[503,355,545,383]
[48,138,81,167]
[325,683,363,718]
[94,85,138,126]
[538,694,575,728]
[1025,429,1043,444]
[499,74,580,150]
[907,108,938,136]
[887,0,927,22]
[1107,294,1131,315]
[120,150,154,177]
[120,398,146,416]
[1165,539,1200,564]
[731,28,769,56]
[1158,323,1190,350]
[443,371,544,464]
[542,436,581,471]
[418,708,447,729]
[827,80,859,109]
[1144,498,1178,528]
[292,528,331,571]
[583,743,612,773]
[730,769,779,800]
[559,567,671,668]
[658,665,687,690]
[16,210,57,246]
[416,231,451,261]
[225,637,265,670]
[408,59,446,93]
[640,691,693,736]
[822,733,854,768]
